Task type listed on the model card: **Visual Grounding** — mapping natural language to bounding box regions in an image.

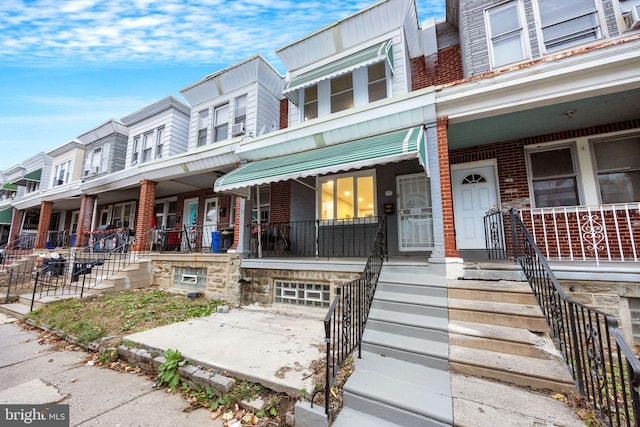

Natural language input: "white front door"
[397,173,433,251]
[183,198,199,251]
[452,163,499,249]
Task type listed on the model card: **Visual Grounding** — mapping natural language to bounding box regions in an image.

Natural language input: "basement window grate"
[274,280,330,307]
[173,267,206,291]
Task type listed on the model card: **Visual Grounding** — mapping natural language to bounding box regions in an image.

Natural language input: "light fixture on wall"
[565,109,576,121]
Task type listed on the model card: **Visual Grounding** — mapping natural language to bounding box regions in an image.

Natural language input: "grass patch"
[24,289,224,347]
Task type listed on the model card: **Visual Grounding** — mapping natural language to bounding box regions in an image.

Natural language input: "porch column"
[438,116,459,258]
[135,179,157,251]
[229,196,252,255]
[76,194,96,247]
[34,201,53,249]
[8,208,23,247]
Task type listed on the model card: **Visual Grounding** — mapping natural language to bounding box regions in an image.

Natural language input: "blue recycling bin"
[211,231,221,253]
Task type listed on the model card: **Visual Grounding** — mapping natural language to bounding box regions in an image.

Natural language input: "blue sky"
[0,0,445,171]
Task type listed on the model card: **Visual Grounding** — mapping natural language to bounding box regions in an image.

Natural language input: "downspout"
[256,187,262,258]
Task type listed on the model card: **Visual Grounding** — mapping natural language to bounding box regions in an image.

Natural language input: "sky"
[0,0,446,171]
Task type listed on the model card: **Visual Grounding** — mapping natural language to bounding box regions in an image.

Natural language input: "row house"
[1,0,639,335]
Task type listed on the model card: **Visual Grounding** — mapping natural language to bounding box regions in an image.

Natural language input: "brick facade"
[437,117,458,258]
[411,44,464,90]
[136,179,157,251]
[270,181,291,224]
[76,194,96,247]
[9,208,22,247]
[279,99,289,130]
[34,201,53,249]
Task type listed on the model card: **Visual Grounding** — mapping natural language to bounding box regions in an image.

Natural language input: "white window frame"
[214,103,230,142]
[111,201,137,229]
[251,186,270,223]
[590,134,640,204]
[317,169,377,221]
[141,132,152,163]
[132,136,140,165]
[533,0,605,54]
[52,159,71,187]
[197,109,209,147]
[485,0,530,68]
[367,62,388,103]
[155,127,164,159]
[303,85,319,121]
[234,95,247,125]
[155,197,178,229]
[525,143,582,208]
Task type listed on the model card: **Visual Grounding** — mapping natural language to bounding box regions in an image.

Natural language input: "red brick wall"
[35,201,53,249]
[9,208,22,246]
[270,181,291,223]
[230,196,242,250]
[411,56,432,90]
[279,99,289,130]
[76,194,96,247]
[436,44,463,86]
[438,117,459,257]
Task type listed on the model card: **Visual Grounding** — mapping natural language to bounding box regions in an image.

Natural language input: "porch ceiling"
[447,88,640,150]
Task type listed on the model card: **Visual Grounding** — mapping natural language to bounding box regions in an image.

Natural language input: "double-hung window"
[112,201,136,229]
[330,74,354,114]
[197,110,209,147]
[214,104,229,142]
[141,132,152,163]
[52,160,71,186]
[319,170,376,220]
[304,86,319,121]
[251,186,270,223]
[593,136,640,204]
[486,1,528,68]
[155,127,164,159]
[527,145,580,207]
[536,0,602,53]
[368,62,387,102]
[234,95,247,125]
[132,136,140,165]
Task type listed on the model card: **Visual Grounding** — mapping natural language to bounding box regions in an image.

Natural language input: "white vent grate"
[274,280,330,307]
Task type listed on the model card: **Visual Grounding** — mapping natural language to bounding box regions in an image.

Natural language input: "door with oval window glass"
[397,174,433,251]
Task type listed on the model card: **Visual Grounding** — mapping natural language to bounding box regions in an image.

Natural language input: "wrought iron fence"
[250,217,382,258]
[483,208,508,259]
[315,216,387,419]
[518,203,640,264]
[511,208,640,427]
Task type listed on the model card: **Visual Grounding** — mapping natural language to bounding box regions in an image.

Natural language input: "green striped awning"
[10,168,42,186]
[283,40,394,96]
[214,126,427,196]
[0,208,12,224]
[2,183,17,191]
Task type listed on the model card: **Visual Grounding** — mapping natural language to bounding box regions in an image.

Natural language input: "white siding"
[255,83,281,137]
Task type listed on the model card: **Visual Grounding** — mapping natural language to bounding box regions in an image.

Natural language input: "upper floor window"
[486,1,528,68]
[197,109,208,147]
[319,170,376,220]
[214,104,229,142]
[84,143,109,176]
[26,180,39,193]
[536,0,602,53]
[52,159,71,187]
[367,62,387,102]
[593,136,640,204]
[141,132,152,163]
[155,127,164,159]
[304,86,318,121]
[527,145,580,207]
[330,73,354,113]
[132,136,140,165]
[234,95,247,125]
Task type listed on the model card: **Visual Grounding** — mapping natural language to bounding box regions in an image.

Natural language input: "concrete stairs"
[335,261,453,427]
[448,277,575,393]
[0,257,153,319]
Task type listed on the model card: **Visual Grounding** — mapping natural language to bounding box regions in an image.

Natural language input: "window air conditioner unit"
[232,122,246,136]
[56,180,64,186]
[625,4,640,31]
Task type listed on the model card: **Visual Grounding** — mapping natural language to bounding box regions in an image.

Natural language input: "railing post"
[30,271,39,312]
[315,220,319,260]
[510,208,519,261]
[4,268,13,304]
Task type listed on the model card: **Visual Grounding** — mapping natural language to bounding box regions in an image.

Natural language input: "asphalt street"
[0,314,223,427]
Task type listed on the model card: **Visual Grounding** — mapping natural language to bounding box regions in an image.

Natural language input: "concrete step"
[449,320,559,359]
[462,261,526,281]
[368,307,448,332]
[449,345,574,393]
[378,264,445,287]
[0,303,30,319]
[342,351,452,427]
[377,281,448,299]
[361,328,449,370]
[448,279,536,305]
[448,298,548,332]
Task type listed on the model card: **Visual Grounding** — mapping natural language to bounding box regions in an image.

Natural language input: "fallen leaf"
[70,378,78,383]
[551,393,565,400]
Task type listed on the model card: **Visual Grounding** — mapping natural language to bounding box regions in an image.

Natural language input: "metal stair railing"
[511,208,640,427]
[314,216,387,420]
[24,228,154,311]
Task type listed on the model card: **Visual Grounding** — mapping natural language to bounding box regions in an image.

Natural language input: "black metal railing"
[315,216,387,419]
[45,230,75,249]
[151,224,234,254]
[483,208,508,259]
[511,208,640,427]
[0,237,36,270]
[250,217,382,259]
